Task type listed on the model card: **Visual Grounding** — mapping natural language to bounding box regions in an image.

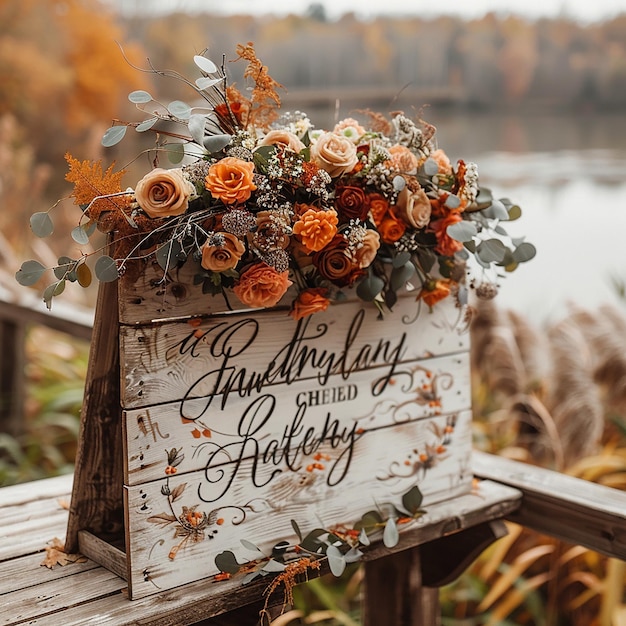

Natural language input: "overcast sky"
[204,0,625,22]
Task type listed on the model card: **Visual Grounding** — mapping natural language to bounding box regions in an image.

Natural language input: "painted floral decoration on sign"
[17,43,535,314]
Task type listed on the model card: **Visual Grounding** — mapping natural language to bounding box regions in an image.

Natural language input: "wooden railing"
[0,289,93,436]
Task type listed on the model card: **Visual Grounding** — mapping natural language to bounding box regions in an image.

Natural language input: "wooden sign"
[66,268,473,601]
[120,286,472,598]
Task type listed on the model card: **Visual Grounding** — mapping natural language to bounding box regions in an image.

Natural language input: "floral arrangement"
[16,43,534,316]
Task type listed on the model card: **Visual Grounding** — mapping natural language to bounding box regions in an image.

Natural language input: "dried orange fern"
[64,153,131,220]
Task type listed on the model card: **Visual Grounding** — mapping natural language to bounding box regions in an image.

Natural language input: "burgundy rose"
[335,185,369,222]
[312,234,364,287]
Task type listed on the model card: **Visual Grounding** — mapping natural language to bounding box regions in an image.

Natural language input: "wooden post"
[65,280,123,553]
[0,317,26,436]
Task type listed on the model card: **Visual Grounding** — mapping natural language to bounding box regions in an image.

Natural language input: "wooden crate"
[67,261,473,600]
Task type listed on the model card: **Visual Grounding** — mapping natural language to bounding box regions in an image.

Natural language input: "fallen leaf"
[40,537,87,569]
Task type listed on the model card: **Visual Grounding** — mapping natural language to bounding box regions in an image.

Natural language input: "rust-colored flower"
[135,168,194,218]
[431,212,465,256]
[312,235,363,287]
[386,145,419,174]
[420,279,452,308]
[335,185,369,222]
[258,129,305,153]
[310,132,358,178]
[293,206,339,252]
[205,157,256,205]
[233,262,292,308]
[394,185,432,229]
[289,288,331,320]
[378,211,407,243]
[201,232,246,272]
[354,229,381,269]
[368,193,390,226]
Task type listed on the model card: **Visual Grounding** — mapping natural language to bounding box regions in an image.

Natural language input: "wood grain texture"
[473,451,626,559]
[65,280,124,553]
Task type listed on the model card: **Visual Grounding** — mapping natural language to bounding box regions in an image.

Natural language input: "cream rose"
[394,185,432,229]
[258,130,306,153]
[310,132,358,178]
[354,229,381,269]
[135,168,194,218]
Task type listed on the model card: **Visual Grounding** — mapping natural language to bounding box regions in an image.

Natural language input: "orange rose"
[394,185,431,229]
[431,212,464,257]
[201,232,246,272]
[258,130,305,153]
[135,168,194,218]
[205,157,256,205]
[420,279,452,308]
[368,193,390,226]
[289,288,331,320]
[354,229,380,269]
[293,207,339,252]
[310,132,359,178]
[233,262,292,308]
[378,211,406,243]
[386,145,419,174]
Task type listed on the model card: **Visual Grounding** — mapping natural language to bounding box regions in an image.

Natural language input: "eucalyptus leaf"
[301,528,328,553]
[482,199,509,221]
[188,114,208,144]
[392,175,406,192]
[54,256,75,280]
[513,241,537,263]
[358,528,370,546]
[240,539,263,555]
[101,125,127,147]
[383,518,399,548]
[43,280,65,310]
[326,544,346,577]
[402,485,424,515]
[507,204,522,221]
[356,273,384,301]
[444,193,461,209]
[168,143,186,165]
[136,117,158,132]
[446,220,477,243]
[215,550,241,575]
[203,134,232,154]
[128,90,153,104]
[390,262,415,291]
[261,559,286,573]
[15,260,46,286]
[76,263,92,288]
[30,212,54,238]
[344,547,364,563]
[291,519,303,541]
[475,187,493,209]
[71,224,91,245]
[392,251,411,268]
[156,240,182,271]
[167,100,192,120]
[194,54,218,74]
[196,77,223,90]
[477,239,507,263]
[94,255,119,282]
[422,157,439,176]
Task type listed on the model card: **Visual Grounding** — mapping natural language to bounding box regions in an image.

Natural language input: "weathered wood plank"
[0,473,73,508]
[120,295,470,410]
[123,352,471,485]
[473,451,626,559]
[22,480,521,626]
[125,410,473,598]
[65,280,125,554]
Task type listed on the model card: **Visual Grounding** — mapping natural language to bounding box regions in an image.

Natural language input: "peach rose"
[233,262,292,308]
[310,132,359,178]
[386,145,419,174]
[258,130,305,153]
[431,149,453,176]
[135,168,194,218]
[293,207,339,252]
[394,185,432,229]
[205,157,256,205]
[333,118,366,142]
[354,229,381,269]
[289,288,331,321]
[201,232,246,272]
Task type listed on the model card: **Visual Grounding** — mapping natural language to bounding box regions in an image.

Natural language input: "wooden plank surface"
[0,476,521,626]
[473,451,626,559]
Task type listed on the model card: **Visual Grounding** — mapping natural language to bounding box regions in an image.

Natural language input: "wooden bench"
[2,452,626,625]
